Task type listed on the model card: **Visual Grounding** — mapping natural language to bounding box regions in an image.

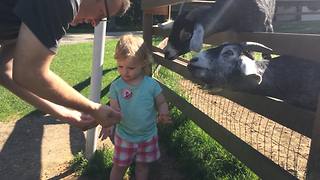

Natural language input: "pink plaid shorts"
[113,133,160,167]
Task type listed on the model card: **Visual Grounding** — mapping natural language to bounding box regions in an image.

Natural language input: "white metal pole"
[85,20,107,159]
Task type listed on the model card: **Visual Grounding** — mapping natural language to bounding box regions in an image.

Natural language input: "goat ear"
[189,24,204,52]
[240,55,262,84]
[245,74,262,85]
[158,19,174,30]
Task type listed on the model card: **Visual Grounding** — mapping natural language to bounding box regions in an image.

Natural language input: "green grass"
[158,108,258,180]
[0,87,32,121]
[0,40,119,122]
[70,149,133,179]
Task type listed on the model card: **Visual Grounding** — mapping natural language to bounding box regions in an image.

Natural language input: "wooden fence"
[141,0,320,179]
[276,0,320,22]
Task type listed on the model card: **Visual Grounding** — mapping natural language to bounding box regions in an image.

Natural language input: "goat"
[187,42,320,111]
[164,0,275,60]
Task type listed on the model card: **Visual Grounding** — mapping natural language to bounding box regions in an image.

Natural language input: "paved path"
[61,31,143,44]
[0,112,112,179]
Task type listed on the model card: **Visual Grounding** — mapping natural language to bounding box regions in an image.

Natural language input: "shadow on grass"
[0,68,117,179]
[73,68,117,95]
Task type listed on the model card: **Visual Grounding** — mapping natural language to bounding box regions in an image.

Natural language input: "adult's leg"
[110,164,128,180]
[135,162,149,180]
[0,41,97,130]
[12,23,120,127]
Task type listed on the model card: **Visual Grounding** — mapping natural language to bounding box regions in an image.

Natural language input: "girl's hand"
[158,113,172,124]
[93,105,122,128]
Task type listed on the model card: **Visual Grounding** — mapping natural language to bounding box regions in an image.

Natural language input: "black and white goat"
[187,42,320,111]
[164,0,275,60]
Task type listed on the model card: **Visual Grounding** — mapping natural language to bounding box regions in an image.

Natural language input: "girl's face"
[117,58,145,83]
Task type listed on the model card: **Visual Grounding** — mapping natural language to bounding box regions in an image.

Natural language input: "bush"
[70,148,114,179]
[70,151,88,176]
[83,148,114,179]
[70,148,134,180]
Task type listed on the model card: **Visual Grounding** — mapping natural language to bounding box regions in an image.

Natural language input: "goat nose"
[164,51,175,60]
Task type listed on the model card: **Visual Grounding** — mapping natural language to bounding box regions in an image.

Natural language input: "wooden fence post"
[143,11,153,77]
[143,5,170,49]
[143,12,153,49]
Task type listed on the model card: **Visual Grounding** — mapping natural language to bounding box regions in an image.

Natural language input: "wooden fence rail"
[152,27,320,63]
[160,82,296,179]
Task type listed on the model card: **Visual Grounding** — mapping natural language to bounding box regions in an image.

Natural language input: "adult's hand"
[60,108,98,131]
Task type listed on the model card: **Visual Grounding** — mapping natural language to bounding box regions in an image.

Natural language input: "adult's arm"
[12,23,120,127]
[0,37,97,130]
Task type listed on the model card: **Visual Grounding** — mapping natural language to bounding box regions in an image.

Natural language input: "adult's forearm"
[12,22,98,114]
[3,77,98,130]
[15,68,98,114]
[1,70,80,121]
[11,23,120,127]
[13,69,120,127]
[0,39,83,121]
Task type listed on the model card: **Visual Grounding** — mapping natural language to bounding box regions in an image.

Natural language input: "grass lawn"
[0,40,120,122]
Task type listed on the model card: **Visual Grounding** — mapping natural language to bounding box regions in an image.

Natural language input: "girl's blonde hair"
[114,34,153,75]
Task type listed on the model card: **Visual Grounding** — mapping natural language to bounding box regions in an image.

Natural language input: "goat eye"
[222,50,234,57]
[179,29,192,41]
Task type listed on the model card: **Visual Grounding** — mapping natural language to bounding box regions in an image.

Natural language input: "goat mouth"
[187,65,215,83]
[187,64,198,69]
[187,64,210,71]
